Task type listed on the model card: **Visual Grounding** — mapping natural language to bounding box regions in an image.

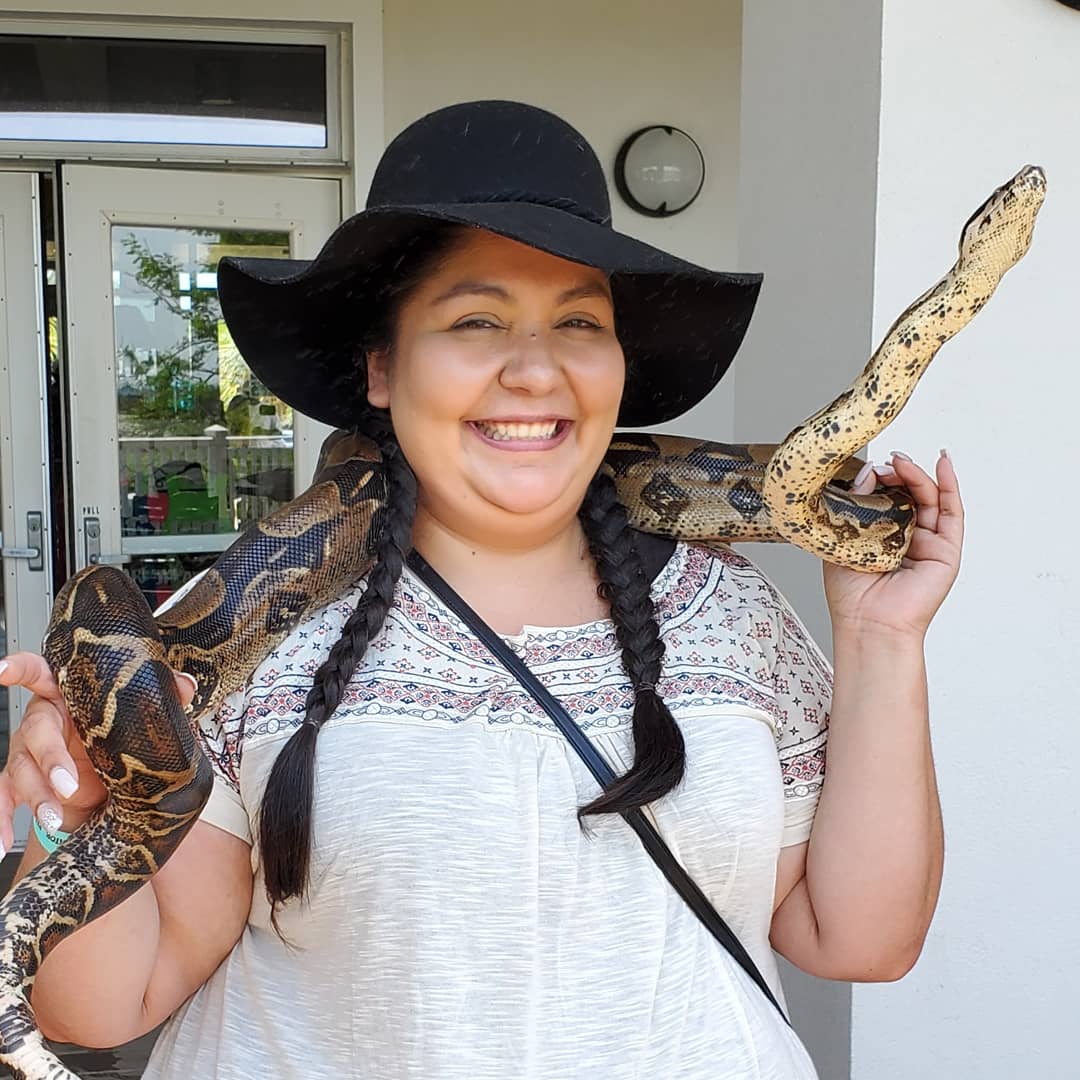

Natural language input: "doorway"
[0,163,340,847]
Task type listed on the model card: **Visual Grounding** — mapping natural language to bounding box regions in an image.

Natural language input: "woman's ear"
[366,349,391,409]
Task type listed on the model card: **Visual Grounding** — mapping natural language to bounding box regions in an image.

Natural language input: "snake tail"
[0,446,388,1080]
[762,164,1046,571]
[0,566,213,1078]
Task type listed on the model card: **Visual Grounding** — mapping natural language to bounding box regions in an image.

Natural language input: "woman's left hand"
[823,449,963,639]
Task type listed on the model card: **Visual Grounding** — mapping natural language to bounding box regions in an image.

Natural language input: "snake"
[0,164,1045,1078]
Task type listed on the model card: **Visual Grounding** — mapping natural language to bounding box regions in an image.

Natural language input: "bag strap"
[406,549,789,1023]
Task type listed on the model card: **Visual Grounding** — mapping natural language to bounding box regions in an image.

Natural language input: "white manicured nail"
[0,659,7,677]
[176,672,198,693]
[873,464,897,477]
[50,766,79,799]
[890,450,913,463]
[37,805,63,833]
[0,839,6,860]
[854,462,874,487]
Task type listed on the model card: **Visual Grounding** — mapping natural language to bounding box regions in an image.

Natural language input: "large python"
[0,165,1045,1078]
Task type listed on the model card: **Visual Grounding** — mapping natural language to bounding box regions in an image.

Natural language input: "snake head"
[959,164,1047,268]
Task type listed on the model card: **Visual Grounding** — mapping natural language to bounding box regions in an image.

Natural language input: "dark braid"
[578,470,685,818]
[257,225,464,918]
[258,418,417,910]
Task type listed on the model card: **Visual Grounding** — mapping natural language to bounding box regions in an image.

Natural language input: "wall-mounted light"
[614,125,705,218]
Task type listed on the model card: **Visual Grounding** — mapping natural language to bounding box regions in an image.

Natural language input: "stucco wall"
[739,3,1079,1076]
[737,4,886,1074]
[852,1,1080,1075]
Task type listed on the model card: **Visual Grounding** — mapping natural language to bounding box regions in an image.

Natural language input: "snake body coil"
[0,166,1045,1078]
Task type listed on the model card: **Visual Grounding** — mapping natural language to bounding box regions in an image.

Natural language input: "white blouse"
[144,542,830,1079]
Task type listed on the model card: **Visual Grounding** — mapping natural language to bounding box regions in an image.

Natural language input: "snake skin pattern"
[0,166,1045,1078]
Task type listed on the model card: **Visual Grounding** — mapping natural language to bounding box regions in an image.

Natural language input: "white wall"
[740,3,1080,1076]
[736,0,884,643]
[737,4,886,1074]
[384,0,744,439]
[852,1,1080,1076]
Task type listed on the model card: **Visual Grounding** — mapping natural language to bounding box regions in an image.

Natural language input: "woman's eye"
[560,318,602,330]
[453,317,501,330]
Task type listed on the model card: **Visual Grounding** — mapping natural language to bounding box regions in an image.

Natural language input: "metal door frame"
[61,162,340,573]
[0,170,56,846]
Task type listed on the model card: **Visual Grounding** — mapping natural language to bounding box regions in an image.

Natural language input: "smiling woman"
[366,231,625,544]
[0,99,960,1080]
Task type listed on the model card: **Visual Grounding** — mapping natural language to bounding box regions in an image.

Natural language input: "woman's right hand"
[0,653,196,857]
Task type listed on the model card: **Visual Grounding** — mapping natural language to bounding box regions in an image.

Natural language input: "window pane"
[0,34,327,147]
[112,224,295,548]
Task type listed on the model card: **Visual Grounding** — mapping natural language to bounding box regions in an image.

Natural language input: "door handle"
[0,512,45,571]
[82,515,130,565]
[1,545,39,559]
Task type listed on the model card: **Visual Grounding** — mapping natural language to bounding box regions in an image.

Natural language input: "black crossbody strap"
[406,550,789,1024]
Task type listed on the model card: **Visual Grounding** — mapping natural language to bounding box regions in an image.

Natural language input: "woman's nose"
[498,329,563,392]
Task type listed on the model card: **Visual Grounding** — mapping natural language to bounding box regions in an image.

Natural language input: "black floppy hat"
[217,100,762,429]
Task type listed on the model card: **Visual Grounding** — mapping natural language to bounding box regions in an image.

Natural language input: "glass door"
[0,170,54,843]
[62,164,339,607]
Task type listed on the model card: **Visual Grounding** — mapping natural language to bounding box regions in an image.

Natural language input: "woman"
[0,101,960,1079]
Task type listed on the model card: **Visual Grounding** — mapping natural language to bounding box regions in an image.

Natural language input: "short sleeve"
[764,582,832,847]
[198,772,252,844]
[154,576,253,845]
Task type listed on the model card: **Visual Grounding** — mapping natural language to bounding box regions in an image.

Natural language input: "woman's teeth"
[475,421,560,441]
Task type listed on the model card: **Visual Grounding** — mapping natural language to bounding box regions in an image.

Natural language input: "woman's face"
[366,229,625,549]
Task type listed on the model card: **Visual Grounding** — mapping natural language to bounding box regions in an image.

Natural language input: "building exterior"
[0,2,1075,1076]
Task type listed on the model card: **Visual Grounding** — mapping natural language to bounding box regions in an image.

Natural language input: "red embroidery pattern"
[199,543,831,808]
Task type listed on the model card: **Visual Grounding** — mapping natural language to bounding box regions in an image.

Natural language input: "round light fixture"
[614,125,705,218]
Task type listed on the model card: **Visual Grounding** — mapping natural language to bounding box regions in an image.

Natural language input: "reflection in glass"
[128,553,220,611]
[0,34,328,148]
[112,225,294,569]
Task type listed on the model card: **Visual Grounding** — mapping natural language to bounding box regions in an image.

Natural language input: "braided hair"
[258,226,462,912]
[577,470,685,817]
[258,418,417,909]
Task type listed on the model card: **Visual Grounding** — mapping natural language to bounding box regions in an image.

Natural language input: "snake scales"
[0,165,1044,1078]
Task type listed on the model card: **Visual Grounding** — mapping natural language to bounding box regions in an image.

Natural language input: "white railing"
[118,425,293,533]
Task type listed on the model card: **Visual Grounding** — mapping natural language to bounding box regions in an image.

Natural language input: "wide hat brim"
[217,200,762,430]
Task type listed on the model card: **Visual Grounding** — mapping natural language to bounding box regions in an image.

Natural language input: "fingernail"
[940,447,950,460]
[890,450,913,463]
[0,659,7,677]
[873,464,897,477]
[176,672,199,693]
[50,766,79,799]
[854,462,874,487]
[0,839,6,860]
[37,805,63,833]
